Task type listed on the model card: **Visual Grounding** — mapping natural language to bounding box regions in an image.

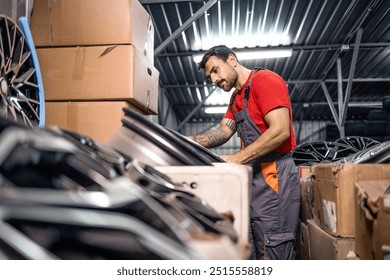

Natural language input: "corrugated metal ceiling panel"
[141,0,390,125]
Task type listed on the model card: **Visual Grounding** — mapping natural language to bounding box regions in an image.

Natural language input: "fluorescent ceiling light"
[239,49,292,60]
[205,87,234,105]
[205,106,228,114]
[193,49,292,63]
[193,54,204,64]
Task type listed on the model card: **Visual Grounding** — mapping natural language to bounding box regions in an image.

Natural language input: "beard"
[217,80,231,91]
[218,71,237,92]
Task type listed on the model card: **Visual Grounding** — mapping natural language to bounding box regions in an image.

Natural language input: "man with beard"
[188,45,300,260]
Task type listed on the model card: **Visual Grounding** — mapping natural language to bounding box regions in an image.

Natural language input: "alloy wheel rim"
[0,15,40,127]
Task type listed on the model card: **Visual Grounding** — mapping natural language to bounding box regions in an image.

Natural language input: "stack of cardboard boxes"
[298,163,390,259]
[30,0,159,143]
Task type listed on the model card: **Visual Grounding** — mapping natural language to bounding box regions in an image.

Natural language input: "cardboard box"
[312,163,390,237]
[355,179,390,259]
[30,0,154,63]
[299,221,311,260]
[300,178,316,223]
[307,219,355,260]
[38,45,159,114]
[45,101,145,143]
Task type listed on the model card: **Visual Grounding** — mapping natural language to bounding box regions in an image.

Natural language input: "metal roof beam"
[154,0,218,56]
[288,78,390,83]
[341,28,363,126]
[336,58,344,125]
[156,42,390,57]
[321,81,343,137]
[174,101,383,110]
[296,109,305,145]
[162,77,390,89]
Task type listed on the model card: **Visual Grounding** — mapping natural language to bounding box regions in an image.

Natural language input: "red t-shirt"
[224,69,296,153]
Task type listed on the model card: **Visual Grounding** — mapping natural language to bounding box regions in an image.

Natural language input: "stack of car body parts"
[0,116,248,259]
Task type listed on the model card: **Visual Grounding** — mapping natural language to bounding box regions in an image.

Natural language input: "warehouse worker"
[188,45,300,260]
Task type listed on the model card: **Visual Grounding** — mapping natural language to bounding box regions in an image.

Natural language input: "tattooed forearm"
[192,130,226,148]
[225,119,236,131]
[189,119,236,148]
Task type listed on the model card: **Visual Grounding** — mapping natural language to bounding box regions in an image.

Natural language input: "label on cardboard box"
[321,199,336,234]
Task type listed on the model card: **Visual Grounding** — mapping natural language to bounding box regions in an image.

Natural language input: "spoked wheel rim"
[341,140,390,164]
[334,136,380,152]
[0,15,41,127]
[291,141,358,166]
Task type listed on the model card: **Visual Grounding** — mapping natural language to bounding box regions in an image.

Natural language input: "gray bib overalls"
[230,69,300,260]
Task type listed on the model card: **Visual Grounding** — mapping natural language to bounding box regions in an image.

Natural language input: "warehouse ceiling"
[140,0,390,128]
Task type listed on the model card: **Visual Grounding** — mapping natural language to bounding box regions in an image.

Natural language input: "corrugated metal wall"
[294,120,329,145]
[157,88,179,129]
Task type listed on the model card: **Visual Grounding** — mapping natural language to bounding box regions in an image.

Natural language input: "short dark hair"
[197,45,238,70]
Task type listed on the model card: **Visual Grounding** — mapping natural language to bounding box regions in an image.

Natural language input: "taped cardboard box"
[45,101,144,144]
[312,163,390,237]
[38,45,159,114]
[355,179,390,260]
[307,219,355,260]
[30,0,154,63]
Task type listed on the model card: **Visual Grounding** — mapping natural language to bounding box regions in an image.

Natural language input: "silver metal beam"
[341,28,363,126]
[346,101,382,107]
[336,58,343,125]
[321,82,341,131]
[154,0,218,56]
[296,109,305,145]
[162,77,390,89]
[288,77,390,83]
[156,42,390,57]
[174,101,383,110]
[160,88,173,127]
